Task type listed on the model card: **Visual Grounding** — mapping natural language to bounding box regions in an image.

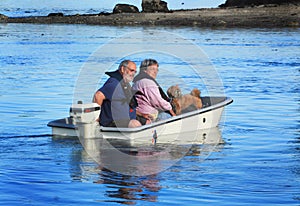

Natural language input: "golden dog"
[167,85,202,115]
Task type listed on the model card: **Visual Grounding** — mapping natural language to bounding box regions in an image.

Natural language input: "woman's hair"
[140,59,159,71]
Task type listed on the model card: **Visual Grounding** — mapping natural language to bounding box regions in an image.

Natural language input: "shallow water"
[0,24,299,205]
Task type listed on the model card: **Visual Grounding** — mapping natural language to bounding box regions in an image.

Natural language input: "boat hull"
[96,107,224,144]
[48,117,77,137]
[47,96,233,144]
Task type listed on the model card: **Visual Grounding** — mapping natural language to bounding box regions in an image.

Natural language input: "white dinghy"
[48,96,232,144]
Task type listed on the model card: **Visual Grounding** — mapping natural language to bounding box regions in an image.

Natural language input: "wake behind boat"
[47,96,233,145]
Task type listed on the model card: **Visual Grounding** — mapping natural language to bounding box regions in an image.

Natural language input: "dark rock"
[98,12,111,16]
[0,14,8,22]
[142,0,169,12]
[219,0,300,7]
[113,4,139,14]
[48,12,64,17]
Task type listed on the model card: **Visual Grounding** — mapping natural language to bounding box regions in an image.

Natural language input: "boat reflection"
[79,127,223,176]
[94,169,161,204]
[52,127,224,204]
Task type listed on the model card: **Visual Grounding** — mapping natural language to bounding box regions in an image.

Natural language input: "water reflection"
[52,127,224,204]
[95,169,161,204]
[80,127,223,176]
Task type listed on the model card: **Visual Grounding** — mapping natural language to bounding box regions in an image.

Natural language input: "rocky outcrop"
[113,4,139,13]
[48,12,64,17]
[0,13,8,22]
[219,0,300,7]
[142,0,169,12]
[5,5,300,28]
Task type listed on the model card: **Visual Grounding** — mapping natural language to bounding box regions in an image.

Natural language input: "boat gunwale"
[100,97,233,133]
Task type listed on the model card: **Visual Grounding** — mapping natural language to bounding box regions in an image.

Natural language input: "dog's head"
[167,85,182,98]
[190,88,201,98]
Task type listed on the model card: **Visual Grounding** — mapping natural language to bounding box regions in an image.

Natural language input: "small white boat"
[47,96,233,144]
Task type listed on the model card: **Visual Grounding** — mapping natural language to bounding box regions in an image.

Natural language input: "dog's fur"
[167,85,202,115]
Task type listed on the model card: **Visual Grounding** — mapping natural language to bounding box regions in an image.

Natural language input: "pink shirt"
[133,78,172,115]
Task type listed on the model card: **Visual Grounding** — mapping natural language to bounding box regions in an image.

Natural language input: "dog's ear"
[167,86,173,98]
[171,98,181,115]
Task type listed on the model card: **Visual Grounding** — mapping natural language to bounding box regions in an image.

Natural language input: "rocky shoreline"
[1,4,299,28]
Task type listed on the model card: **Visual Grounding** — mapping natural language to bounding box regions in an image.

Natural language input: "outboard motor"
[69,101,101,138]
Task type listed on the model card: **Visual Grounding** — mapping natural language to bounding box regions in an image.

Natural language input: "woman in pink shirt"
[133,59,176,125]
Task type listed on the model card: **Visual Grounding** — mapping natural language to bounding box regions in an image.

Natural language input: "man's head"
[119,60,137,83]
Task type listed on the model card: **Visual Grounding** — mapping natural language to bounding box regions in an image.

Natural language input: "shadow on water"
[0,134,52,138]
[51,128,225,204]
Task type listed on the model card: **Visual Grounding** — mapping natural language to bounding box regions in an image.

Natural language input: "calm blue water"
[0,23,299,205]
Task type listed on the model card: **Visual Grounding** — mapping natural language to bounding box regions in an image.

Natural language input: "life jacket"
[105,70,138,110]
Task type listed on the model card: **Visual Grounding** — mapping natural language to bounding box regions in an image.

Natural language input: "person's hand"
[170,109,176,116]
